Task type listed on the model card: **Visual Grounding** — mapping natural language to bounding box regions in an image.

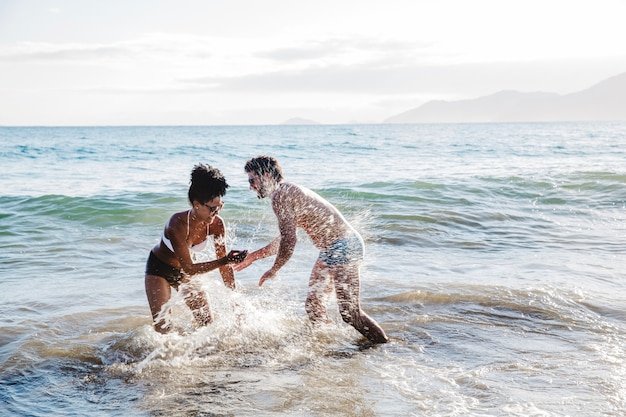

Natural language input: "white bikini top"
[162,210,214,261]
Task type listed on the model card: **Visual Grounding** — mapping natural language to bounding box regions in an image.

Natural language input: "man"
[234,156,388,344]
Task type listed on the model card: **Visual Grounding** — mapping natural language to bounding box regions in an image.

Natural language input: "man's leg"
[333,264,388,343]
[305,259,334,323]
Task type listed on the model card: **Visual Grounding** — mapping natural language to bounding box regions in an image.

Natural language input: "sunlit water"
[1,123,625,416]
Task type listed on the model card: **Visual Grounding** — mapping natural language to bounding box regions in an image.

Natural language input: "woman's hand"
[225,249,248,264]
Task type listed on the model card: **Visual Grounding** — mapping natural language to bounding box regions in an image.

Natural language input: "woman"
[145,164,247,333]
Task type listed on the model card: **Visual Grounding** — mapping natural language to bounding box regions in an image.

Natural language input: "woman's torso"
[152,210,217,268]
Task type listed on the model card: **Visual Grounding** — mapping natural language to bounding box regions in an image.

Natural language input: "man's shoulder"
[273,181,302,196]
[271,182,306,209]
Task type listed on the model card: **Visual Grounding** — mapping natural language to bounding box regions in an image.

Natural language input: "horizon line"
[1,119,625,128]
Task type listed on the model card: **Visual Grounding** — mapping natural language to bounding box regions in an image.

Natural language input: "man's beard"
[256,183,269,199]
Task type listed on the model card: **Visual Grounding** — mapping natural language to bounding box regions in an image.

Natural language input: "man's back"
[272,182,353,249]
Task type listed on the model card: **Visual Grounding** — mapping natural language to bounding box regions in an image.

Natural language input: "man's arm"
[259,191,297,286]
[232,237,280,271]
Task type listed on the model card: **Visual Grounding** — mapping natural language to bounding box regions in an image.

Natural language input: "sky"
[1,0,626,126]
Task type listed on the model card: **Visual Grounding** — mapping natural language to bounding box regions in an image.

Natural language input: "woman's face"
[198,196,223,220]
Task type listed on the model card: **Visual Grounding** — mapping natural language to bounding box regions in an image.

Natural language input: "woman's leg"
[145,274,173,334]
[181,282,212,327]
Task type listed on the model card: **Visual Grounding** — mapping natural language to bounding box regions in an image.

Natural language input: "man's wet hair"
[244,155,284,182]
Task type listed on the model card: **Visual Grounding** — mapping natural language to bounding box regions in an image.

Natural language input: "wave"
[376,285,626,340]
[0,193,180,227]
[320,174,626,251]
[317,171,626,218]
[2,168,624,254]
[3,168,623,212]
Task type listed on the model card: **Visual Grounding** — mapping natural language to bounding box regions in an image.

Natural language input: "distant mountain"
[282,117,320,125]
[385,72,626,123]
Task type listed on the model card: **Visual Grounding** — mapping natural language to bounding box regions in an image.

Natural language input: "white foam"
[109,273,360,376]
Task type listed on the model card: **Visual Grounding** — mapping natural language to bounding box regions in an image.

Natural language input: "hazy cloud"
[0,34,214,63]
[183,59,619,97]
[68,85,220,95]
[257,37,430,62]
[179,50,626,102]
[0,44,133,62]
[258,42,340,61]
[4,33,623,108]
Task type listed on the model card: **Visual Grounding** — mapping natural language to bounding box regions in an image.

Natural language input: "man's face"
[247,171,271,199]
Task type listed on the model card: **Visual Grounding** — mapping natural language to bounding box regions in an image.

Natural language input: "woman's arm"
[212,216,236,289]
[168,214,246,277]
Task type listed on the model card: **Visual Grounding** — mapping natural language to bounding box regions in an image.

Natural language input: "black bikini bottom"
[145,251,184,286]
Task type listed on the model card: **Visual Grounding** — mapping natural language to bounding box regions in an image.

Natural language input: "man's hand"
[258,270,276,286]
[233,254,255,271]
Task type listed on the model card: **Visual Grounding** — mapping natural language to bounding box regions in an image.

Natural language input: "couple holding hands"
[144,156,388,344]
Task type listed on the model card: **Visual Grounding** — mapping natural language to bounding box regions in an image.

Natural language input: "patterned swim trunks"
[318,232,364,266]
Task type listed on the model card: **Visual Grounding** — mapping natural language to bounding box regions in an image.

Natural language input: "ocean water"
[0,123,625,417]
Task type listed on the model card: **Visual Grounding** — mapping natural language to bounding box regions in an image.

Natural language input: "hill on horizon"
[385,72,626,123]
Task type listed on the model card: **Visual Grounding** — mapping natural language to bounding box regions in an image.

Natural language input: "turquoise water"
[1,123,625,416]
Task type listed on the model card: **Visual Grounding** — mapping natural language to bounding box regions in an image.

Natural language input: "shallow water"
[1,123,625,416]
